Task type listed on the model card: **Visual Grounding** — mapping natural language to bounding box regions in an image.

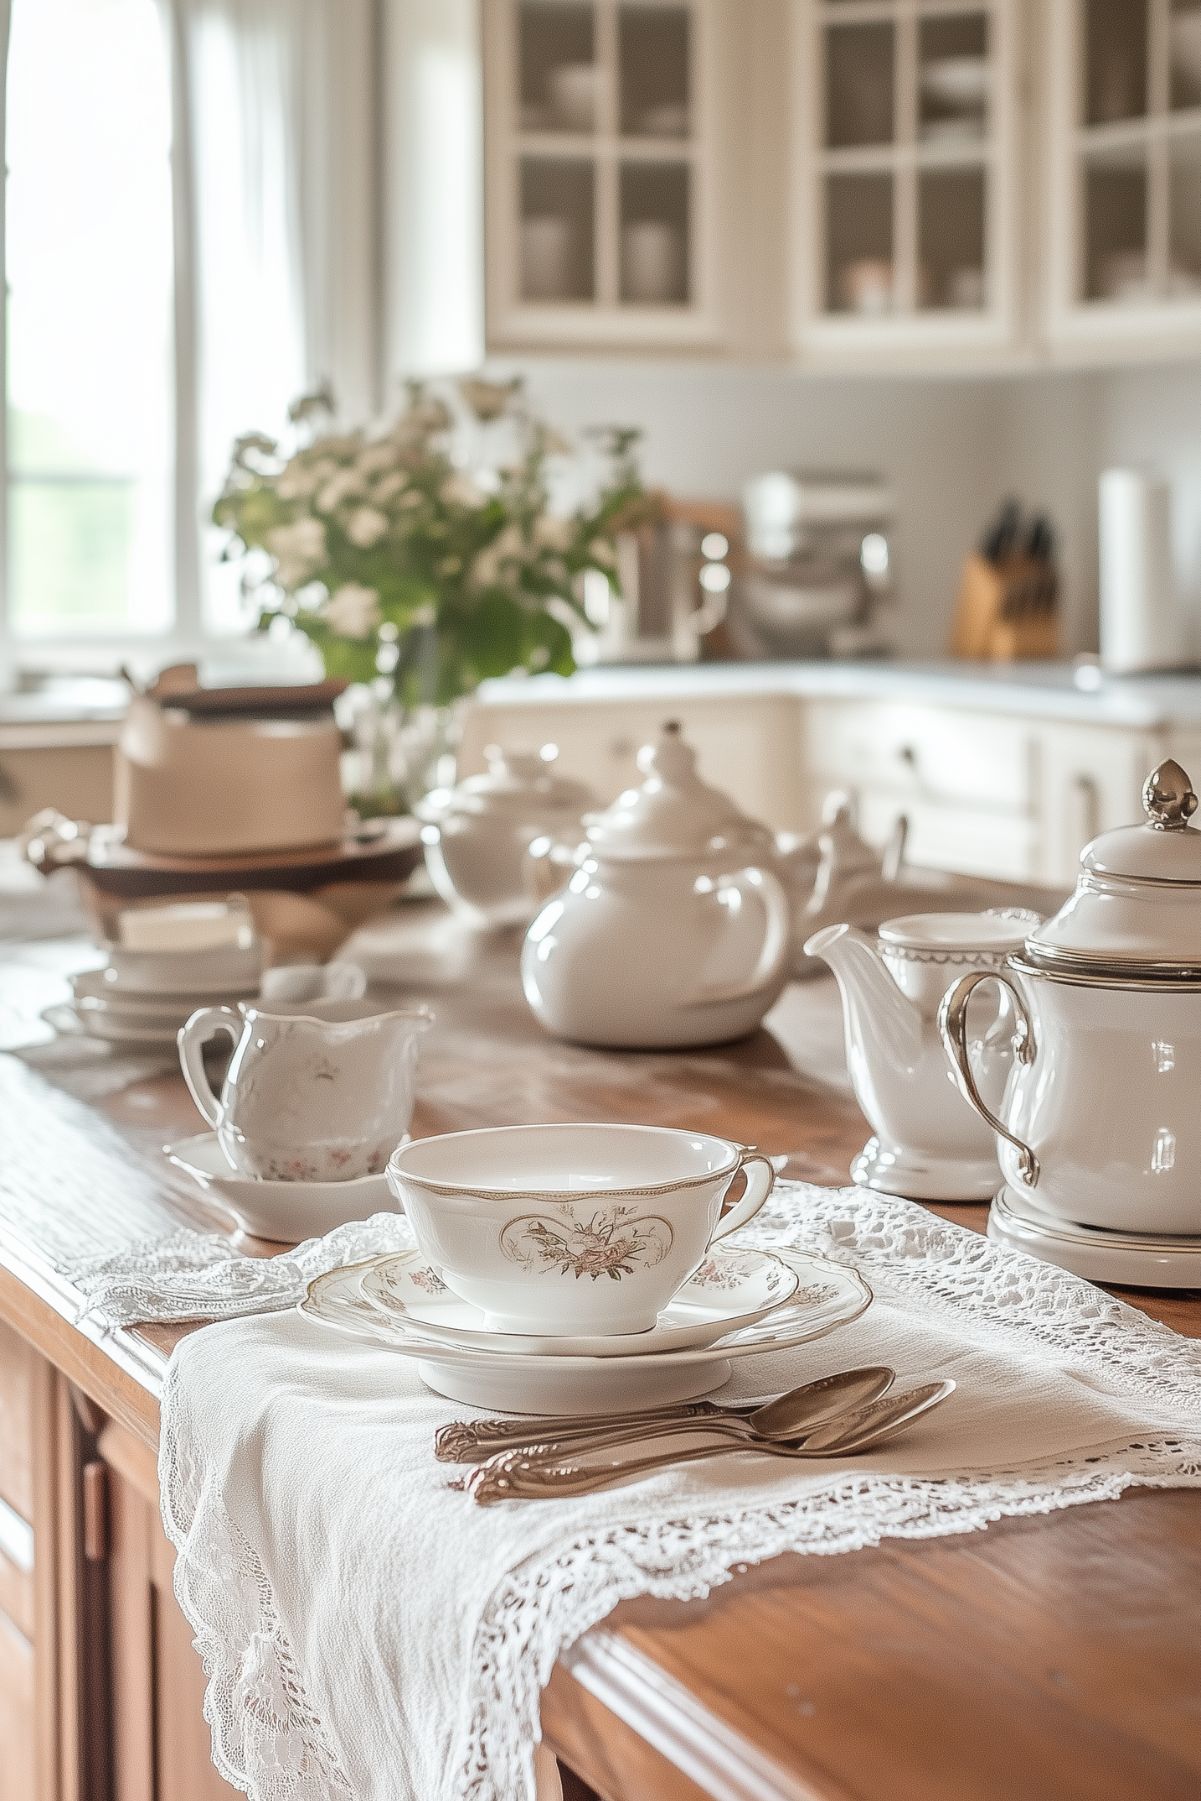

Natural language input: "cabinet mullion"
[894,0,919,312]
[1147,0,1171,293]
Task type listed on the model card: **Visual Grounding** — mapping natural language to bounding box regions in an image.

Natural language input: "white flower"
[372,471,408,505]
[356,441,399,479]
[344,505,390,549]
[267,516,327,575]
[440,470,485,509]
[315,469,362,513]
[276,458,323,502]
[533,513,575,553]
[471,522,525,589]
[325,583,381,639]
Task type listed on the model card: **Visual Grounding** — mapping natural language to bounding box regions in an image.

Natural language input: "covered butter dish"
[416,744,595,926]
[939,760,1201,1282]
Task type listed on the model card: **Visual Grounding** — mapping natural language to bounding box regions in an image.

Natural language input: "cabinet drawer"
[859,793,1039,882]
[0,1321,35,1524]
[463,693,805,828]
[801,701,1038,815]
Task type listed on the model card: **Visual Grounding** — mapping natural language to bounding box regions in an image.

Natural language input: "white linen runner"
[132,1181,1201,1801]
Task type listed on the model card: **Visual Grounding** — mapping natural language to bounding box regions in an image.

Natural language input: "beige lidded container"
[114,668,347,857]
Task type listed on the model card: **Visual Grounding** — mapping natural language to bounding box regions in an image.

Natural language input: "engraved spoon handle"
[435,1400,733,1463]
[469,1387,952,1503]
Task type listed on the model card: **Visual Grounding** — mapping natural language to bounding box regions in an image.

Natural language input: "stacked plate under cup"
[301,1124,874,1415]
[45,901,262,1050]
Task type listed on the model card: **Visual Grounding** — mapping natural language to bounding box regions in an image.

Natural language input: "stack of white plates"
[301,1244,872,1414]
[44,901,262,1051]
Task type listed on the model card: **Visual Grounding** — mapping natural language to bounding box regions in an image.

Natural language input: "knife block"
[951,553,1060,662]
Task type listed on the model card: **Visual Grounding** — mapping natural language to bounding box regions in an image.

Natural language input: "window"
[2,0,380,670]
[5,0,176,646]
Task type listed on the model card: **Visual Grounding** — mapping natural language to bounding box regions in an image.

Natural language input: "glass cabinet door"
[803,0,1018,353]
[1053,0,1201,335]
[485,0,721,347]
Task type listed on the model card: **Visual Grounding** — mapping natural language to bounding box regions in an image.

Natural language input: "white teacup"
[385,1123,776,1335]
[179,997,432,1182]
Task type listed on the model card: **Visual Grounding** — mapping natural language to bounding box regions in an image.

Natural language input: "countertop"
[1,901,1198,1801]
[478,658,1201,728]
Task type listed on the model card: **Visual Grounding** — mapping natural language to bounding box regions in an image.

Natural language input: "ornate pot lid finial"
[1143,760,1198,831]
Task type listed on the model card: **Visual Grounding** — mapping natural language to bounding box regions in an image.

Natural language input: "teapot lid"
[1024,760,1201,978]
[419,744,593,824]
[584,721,776,860]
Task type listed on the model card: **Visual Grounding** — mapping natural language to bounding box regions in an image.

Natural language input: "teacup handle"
[938,970,1040,1187]
[710,1146,776,1245]
[177,1005,241,1129]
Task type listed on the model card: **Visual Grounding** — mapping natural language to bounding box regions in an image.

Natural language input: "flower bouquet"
[212,377,644,811]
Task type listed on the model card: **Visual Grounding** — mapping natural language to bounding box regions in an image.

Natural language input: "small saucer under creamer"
[164,1132,399,1243]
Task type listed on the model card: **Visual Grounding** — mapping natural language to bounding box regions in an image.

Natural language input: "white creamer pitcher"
[178,997,433,1182]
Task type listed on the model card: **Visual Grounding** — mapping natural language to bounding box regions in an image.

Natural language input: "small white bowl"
[164,1132,400,1243]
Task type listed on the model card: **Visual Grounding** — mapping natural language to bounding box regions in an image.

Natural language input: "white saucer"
[71,969,257,1018]
[164,1132,398,1243]
[989,1186,1201,1288]
[300,1253,872,1414]
[42,1002,179,1050]
[357,1245,800,1357]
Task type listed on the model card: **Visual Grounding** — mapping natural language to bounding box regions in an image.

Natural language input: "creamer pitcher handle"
[710,1146,776,1244]
[686,867,792,1008]
[177,1005,241,1129]
[938,971,1040,1187]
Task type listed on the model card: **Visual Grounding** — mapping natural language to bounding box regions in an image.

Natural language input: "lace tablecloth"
[75,1181,1201,1801]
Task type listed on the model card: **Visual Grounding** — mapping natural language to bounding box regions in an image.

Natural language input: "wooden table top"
[1,902,1199,1801]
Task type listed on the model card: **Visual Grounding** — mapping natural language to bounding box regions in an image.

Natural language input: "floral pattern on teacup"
[499,1205,673,1282]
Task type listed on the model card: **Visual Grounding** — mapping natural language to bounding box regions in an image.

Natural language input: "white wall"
[491,359,1013,657]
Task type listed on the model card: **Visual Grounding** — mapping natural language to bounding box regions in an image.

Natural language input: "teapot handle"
[685,867,792,1008]
[177,1005,241,1130]
[938,971,1040,1187]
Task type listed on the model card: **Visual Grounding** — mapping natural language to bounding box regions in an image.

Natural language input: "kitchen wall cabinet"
[481,0,745,351]
[794,0,1025,365]
[478,0,1201,365]
[1045,0,1201,362]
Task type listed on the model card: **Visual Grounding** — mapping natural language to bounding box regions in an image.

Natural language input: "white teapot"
[939,760,1201,1254]
[521,722,792,1048]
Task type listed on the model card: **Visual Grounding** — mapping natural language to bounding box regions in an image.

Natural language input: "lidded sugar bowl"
[521,721,792,1048]
[939,760,1201,1282]
[416,744,595,926]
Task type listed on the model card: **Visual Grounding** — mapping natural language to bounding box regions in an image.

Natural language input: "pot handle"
[938,971,1040,1188]
[709,1146,776,1245]
[177,1005,241,1130]
[685,867,792,1008]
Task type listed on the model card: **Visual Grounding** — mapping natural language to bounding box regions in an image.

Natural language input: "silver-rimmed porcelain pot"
[939,760,1201,1238]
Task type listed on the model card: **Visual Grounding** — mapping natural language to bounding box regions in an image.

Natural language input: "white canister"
[620,221,686,305]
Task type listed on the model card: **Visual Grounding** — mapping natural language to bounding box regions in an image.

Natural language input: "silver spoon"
[467,1379,955,1503]
[436,1366,894,1464]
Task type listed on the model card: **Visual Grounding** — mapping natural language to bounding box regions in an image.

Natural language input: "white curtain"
[169,0,379,633]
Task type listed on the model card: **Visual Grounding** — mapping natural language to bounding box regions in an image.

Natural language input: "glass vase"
[342,683,460,820]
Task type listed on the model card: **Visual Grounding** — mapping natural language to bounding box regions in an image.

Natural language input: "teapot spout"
[804,922,922,1072]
